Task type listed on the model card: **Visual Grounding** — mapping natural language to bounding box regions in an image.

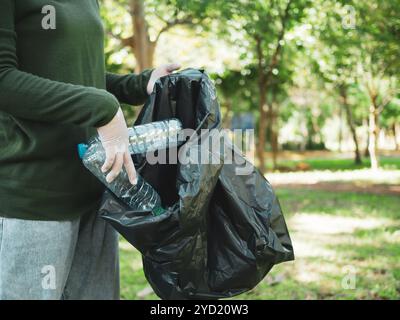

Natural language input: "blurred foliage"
[100,0,400,166]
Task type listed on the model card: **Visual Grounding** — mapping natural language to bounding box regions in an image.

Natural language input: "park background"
[100,0,400,299]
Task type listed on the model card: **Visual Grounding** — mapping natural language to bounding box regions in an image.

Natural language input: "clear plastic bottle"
[78,138,165,215]
[128,119,183,154]
[77,119,184,215]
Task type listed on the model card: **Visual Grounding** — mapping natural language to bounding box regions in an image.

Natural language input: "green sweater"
[0,0,153,220]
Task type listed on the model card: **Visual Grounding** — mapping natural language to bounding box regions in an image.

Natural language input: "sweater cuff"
[139,68,155,98]
[95,91,120,128]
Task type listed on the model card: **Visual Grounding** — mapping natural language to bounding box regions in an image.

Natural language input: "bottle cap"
[153,206,165,216]
[77,144,88,159]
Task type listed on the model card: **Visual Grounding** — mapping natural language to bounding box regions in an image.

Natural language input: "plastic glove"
[97,108,137,185]
[147,63,181,95]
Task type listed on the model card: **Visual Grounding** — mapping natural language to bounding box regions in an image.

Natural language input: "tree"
[313,0,400,168]
[352,1,400,169]
[381,98,400,151]
[264,59,294,169]
[310,1,363,164]
[101,0,213,72]
[215,0,310,171]
[339,85,362,163]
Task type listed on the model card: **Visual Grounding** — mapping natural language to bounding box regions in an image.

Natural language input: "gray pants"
[0,210,119,300]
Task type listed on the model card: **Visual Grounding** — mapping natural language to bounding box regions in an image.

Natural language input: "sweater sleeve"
[0,0,119,128]
[106,69,154,106]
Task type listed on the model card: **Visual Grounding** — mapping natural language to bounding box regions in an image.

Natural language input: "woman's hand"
[97,108,137,185]
[147,63,181,95]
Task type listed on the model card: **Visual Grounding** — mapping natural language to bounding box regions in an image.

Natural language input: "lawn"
[274,156,400,171]
[119,188,400,300]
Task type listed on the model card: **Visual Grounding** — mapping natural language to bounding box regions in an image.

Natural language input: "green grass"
[119,242,159,300]
[277,189,400,219]
[119,189,400,300]
[274,156,400,171]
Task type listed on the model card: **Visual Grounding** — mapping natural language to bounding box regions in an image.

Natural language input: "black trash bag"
[99,69,294,300]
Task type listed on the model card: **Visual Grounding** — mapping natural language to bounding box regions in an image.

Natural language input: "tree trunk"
[257,81,267,172]
[270,109,279,170]
[253,0,292,172]
[269,91,279,170]
[305,110,316,149]
[340,87,362,164]
[130,0,155,72]
[344,104,362,164]
[254,1,291,172]
[338,106,344,152]
[256,38,267,172]
[393,123,399,151]
[368,103,380,170]
[364,118,370,157]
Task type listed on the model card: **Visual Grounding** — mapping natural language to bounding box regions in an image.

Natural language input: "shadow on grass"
[321,224,400,299]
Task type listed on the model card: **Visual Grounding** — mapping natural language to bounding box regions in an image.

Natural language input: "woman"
[0,0,179,299]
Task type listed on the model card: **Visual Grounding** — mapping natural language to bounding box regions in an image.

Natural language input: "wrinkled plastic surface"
[99,69,294,300]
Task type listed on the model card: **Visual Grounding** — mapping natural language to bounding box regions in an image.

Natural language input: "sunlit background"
[100,0,400,300]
